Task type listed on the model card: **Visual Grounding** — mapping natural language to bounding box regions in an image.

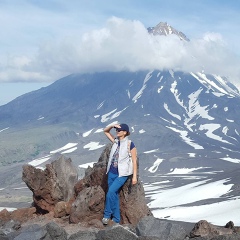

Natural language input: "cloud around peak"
[1,17,240,84]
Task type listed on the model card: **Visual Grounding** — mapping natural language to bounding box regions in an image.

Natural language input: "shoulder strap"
[128,140,132,157]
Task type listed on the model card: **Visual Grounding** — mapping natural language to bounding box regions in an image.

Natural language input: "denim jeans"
[103,171,128,223]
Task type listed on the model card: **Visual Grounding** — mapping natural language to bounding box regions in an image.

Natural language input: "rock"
[136,216,188,240]
[69,185,105,223]
[54,201,72,218]
[0,219,21,235]
[7,222,68,240]
[87,219,105,229]
[44,221,68,240]
[73,144,110,194]
[225,221,234,229]
[70,143,152,225]
[96,224,138,240]
[190,220,234,238]
[51,157,78,201]
[68,230,97,240]
[138,237,162,240]
[22,155,78,213]
[0,208,36,228]
[13,224,47,240]
[206,235,240,240]
[0,230,8,240]
[119,177,152,225]
[0,209,11,225]
[225,221,240,234]
[11,207,36,223]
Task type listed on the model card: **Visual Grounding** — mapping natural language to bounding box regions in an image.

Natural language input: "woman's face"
[116,129,127,138]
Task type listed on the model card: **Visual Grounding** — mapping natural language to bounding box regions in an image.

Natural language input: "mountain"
[1,70,240,162]
[1,22,240,224]
[147,22,190,41]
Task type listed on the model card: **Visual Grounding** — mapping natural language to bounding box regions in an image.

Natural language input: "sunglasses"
[115,129,123,132]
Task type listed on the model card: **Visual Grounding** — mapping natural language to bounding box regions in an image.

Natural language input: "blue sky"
[1,0,240,105]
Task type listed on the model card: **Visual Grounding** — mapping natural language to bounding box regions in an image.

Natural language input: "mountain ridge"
[1,69,240,164]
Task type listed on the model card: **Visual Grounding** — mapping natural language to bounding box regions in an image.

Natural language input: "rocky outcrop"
[1,217,240,240]
[190,220,236,238]
[70,143,152,225]
[21,142,151,226]
[22,155,78,213]
[1,143,239,239]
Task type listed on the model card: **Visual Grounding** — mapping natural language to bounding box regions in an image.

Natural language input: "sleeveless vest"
[106,136,133,177]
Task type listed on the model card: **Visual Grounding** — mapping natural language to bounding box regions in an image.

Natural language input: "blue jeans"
[103,171,128,223]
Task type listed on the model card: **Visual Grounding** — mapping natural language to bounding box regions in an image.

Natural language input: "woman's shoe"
[102,217,110,225]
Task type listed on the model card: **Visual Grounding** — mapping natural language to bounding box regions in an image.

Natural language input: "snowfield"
[144,165,240,225]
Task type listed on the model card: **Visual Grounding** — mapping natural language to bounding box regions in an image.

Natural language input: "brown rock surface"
[54,201,72,218]
[0,209,11,224]
[70,185,105,223]
[0,207,36,225]
[11,207,36,223]
[22,155,78,213]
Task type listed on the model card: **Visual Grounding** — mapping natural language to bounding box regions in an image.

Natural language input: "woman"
[102,123,138,225]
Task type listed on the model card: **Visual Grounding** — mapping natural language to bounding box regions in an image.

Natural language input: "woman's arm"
[131,147,138,185]
[104,124,120,143]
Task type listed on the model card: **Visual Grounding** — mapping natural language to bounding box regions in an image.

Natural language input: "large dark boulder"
[22,156,78,212]
[70,143,152,225]
[12,224,47,240]
[97,225,138,240]
[6,222,68,240]
[136,216,188,240]
[44,221,68,240]
[68,230,97,240]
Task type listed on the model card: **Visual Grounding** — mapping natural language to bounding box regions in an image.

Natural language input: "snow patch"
[83,129,94,137]
[199,124,231,144]
[94,128,103,133]
[0,127,9,133]
[139,129,146,134]
[37,116,44,120]
[148,158,164,173]
[188,153,196,157]
[0,207,17,212]
[28,156,51,167]
[167,126,204,149]
[147,178,232,209]
[132,71,153,103]
[83,142,105,150]
[50,143,78,154]
[219,157,240,164]
[164,103,181,120]
[168,167,207,175]
[144,149,159,154]
[79,162,96,168]
[61,147,77,154]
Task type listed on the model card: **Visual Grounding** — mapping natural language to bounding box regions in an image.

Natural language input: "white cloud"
[1,17,240,84]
